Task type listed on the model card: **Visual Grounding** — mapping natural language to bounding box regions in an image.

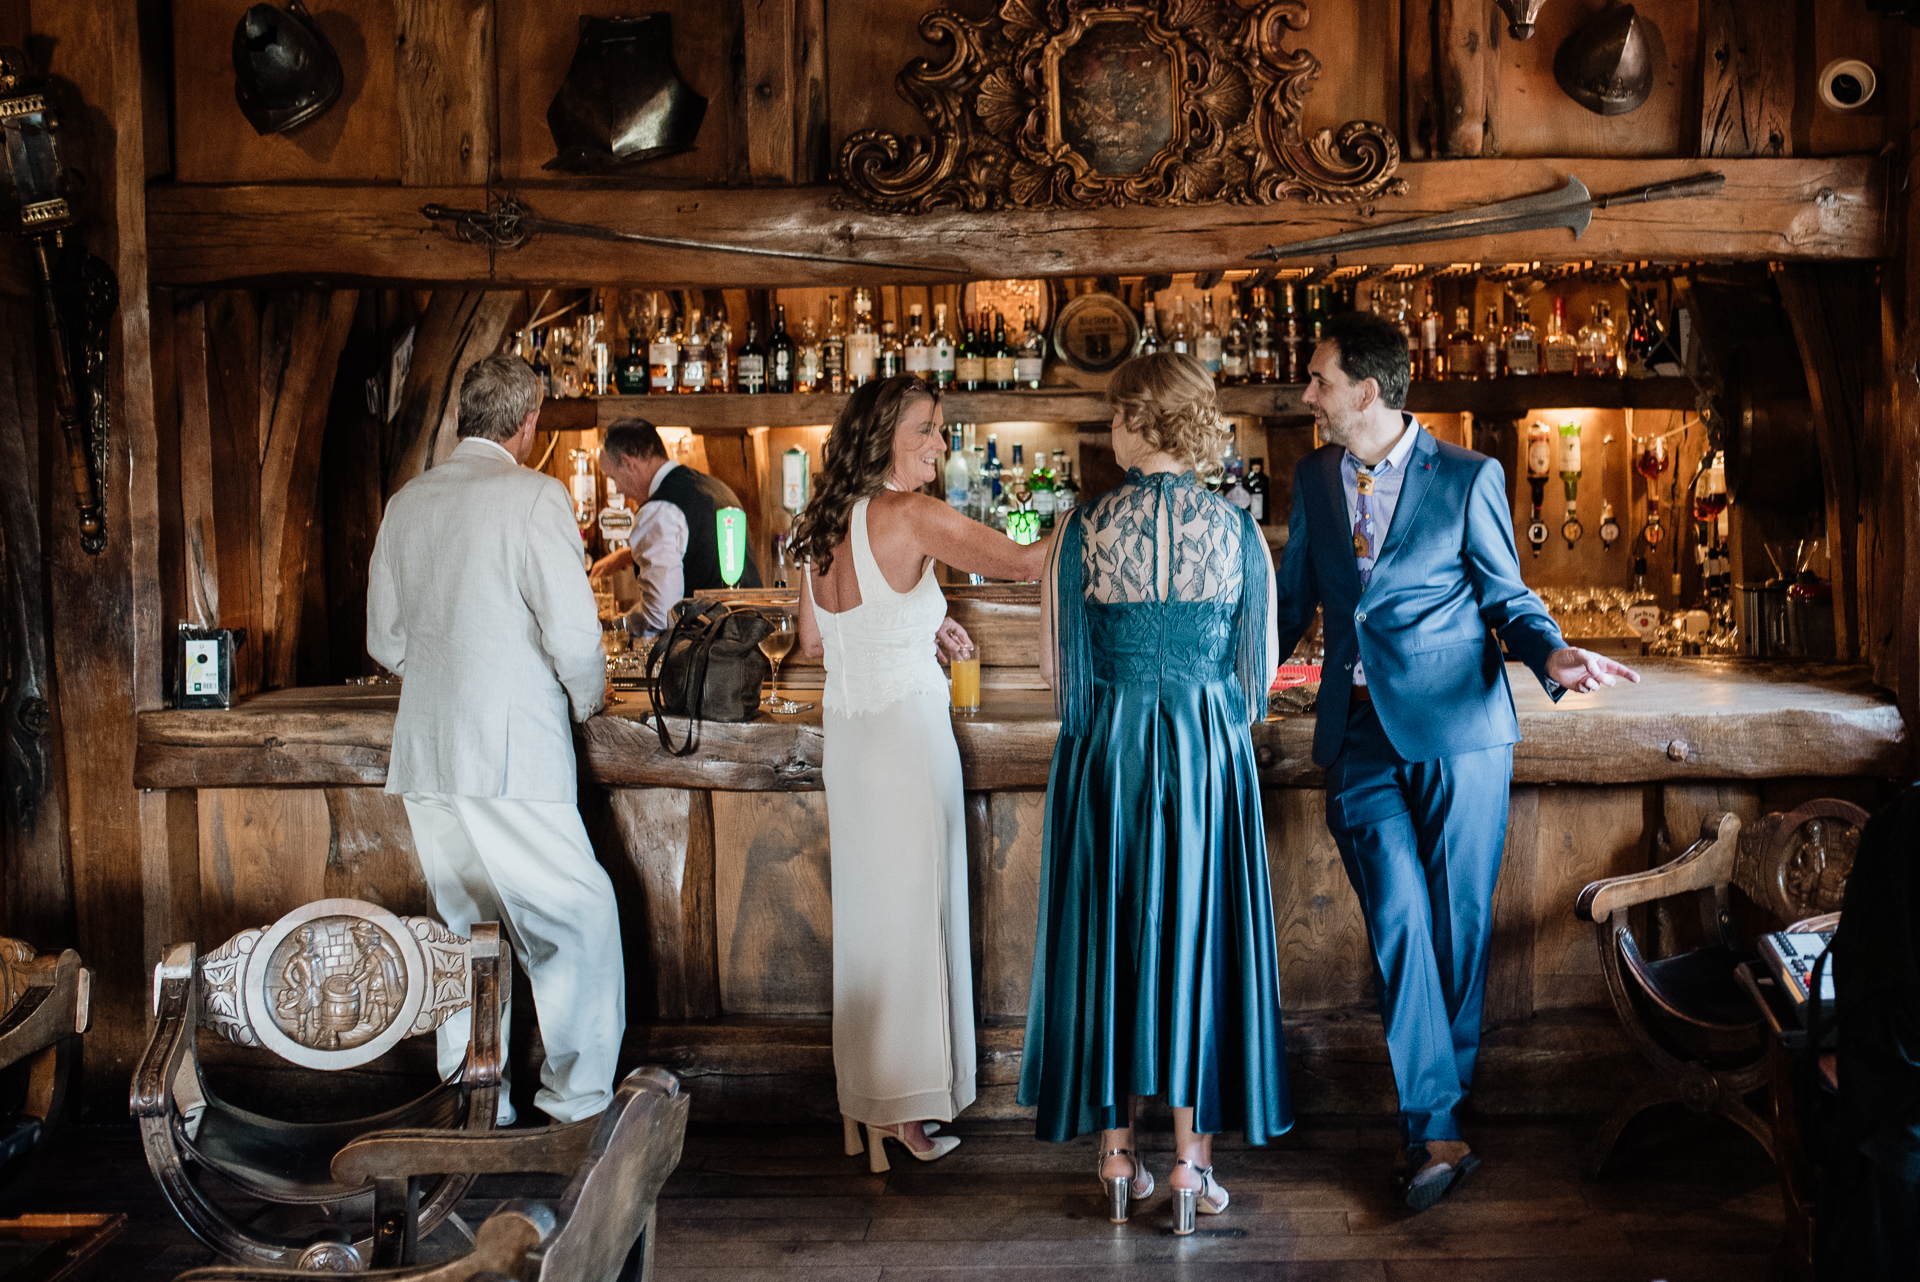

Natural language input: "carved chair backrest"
[0,937,87,1076]
[1733,799,1870,930]
[531,1067,689,1281]
[191,898,491,1072]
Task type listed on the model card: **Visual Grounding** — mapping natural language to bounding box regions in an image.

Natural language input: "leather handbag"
[644,600,773,756]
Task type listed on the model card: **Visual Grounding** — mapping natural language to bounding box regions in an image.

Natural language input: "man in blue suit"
[1278,312,1638,1210]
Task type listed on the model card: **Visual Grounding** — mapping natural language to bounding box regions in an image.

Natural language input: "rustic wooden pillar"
[1698,0,1793,158]
[741,0,830,184]
[1890,28,1920,758]
[35,0,170,1108]
[606,787,720,1021]
[386,291,519,497]
[394,0,496,185]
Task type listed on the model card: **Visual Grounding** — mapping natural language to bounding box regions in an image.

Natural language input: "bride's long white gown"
[810,498,976,1125]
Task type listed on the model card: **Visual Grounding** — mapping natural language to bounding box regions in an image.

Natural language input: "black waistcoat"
[652,464,763,591]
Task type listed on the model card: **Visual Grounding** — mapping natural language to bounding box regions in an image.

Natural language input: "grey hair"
[457,355,543,441]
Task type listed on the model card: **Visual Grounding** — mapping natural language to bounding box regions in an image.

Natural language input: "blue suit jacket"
[1276,425,1567,768]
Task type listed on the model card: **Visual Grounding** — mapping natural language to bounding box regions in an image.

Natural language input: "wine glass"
[760,615,811,714]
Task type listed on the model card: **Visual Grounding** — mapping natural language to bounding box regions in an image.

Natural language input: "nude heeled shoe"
[1170,1159,1228,1236]
[843,1114,937,1156]
[863,1121,959,1172]
[1098,1147,1154,1224]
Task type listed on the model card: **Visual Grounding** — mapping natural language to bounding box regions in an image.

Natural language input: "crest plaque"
[838,0,1407,212]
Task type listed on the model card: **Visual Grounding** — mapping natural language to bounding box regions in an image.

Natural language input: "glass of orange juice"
[949,656,981,712]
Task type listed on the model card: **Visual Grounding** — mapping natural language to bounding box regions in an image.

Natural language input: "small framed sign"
[1050,293,1140,375]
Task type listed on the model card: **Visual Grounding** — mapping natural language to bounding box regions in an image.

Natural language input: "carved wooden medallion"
[838,0,1407,212]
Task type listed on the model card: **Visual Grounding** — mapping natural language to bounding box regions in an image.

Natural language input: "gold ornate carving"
[837,0,1406,212]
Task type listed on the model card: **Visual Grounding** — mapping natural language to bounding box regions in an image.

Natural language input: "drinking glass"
[759,615,811,714]
[949,656,981,713]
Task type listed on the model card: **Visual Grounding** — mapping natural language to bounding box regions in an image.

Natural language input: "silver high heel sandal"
[1098,1147,1155,1224]
[1170,1159,1228,1236]
[864,1121,960,1173]
[844,1114,937,1157]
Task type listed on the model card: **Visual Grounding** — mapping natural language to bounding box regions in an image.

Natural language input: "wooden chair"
[171,1066,690,1282]
[1574,800,1866,1174]
[0,937,90,1183]
[133,898,509,1271]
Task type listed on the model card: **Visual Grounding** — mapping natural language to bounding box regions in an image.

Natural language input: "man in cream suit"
[368,354,623,1124]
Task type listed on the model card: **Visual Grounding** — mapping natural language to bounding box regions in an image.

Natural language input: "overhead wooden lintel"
[146,156,1884,289]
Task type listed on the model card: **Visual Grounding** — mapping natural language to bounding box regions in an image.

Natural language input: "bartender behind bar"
[591,419,762,636]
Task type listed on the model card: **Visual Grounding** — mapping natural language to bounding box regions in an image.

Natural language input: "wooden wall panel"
[976,790,1043,1023]
[172,0,403,183]
[495,0,746,185]
[320,787,431,913]
[711,790,834,1015]
[1700,0,1793,158]
[1532,785,1651,1009]
[603,787,720,1021]
[1264,788,1371,1012]
[1804,0,1889,157]
[395,0,495,185]
[1483,786,1539,1022]
[197,788,331,949]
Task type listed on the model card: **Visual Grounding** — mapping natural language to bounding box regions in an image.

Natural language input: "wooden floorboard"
[0,1108,1782,1280]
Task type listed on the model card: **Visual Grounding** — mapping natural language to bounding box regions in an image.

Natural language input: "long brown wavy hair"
[787,375,940,574]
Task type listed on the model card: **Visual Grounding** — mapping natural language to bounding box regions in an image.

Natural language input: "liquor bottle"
[569,448,597,527]
[945,425,969,511]
[1246,457,1270,524]
[1575,303,1605,377]
[1248,287,1277,383]
[648,321,678,393]
[1479,306,1503,380]
[1224,451,1251,514]
[1140,299,1161,355]
[1625,557,1661,646]
[615,327,649,394]
[1524,420,1552,557]
[821,295,847,393]
[987,312,1016,390]
[1054,456,1079,517]
[1446,306,1477,380]
[769,304,796,394]
[532,328,553,397]
[679,312,709,394]
[930,303,957,387]
[737,322,768,394]
[1220,298,1248,384]
[1505,305,1540,377]
[1197,295,1224,378]
[1279,283,1303,382]
[955,314,983,390]
[1599,301,1620,377]
[1304,285,1329,346]
[1015,309,1046,389]
[966,445,988,523]
[903,304,932,381]
[847,287,878,387]
[771,533,791,589]
[1418,287,1443,380]
[796,317,822,393]
[1170,298,1192,356]
[1028,449,1056,527]
[707,313,733,393]
[1542,296,1577,374]
[1558,421,1584,550]
[878,319,903,379]
[1392,291,1416,383]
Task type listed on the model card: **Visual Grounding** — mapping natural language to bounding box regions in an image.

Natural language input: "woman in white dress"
[794,375,1051,1169]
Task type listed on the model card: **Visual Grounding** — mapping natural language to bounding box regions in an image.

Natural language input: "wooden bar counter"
[134,652,1903,1123]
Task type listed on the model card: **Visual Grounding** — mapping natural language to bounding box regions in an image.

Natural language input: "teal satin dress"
[1019,469,1293,1144]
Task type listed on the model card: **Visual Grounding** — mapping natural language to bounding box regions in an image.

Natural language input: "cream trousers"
[402,792,626,1123]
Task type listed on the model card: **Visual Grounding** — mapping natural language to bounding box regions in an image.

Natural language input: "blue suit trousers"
[1324,699,1512,1144]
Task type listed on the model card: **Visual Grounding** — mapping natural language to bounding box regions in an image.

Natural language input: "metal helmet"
[545,14,708,172]
[232,0,343,136]
[1554,4,1656,116]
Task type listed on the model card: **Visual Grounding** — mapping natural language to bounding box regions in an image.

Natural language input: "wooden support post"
[394,0,496,185]
[387,291,519,497]
[742,0,830,184]
[607,788,719,1021]
[1483,787,1538,1023]
[1699,0,1793,158]
[1890,27,1920,761]
[1433,0,1486,158]
[35,0,166,1109]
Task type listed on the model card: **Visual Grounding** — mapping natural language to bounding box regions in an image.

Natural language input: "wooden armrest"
[0,950,87,1073]
[130,944,197,1120]
[332,1118,598,1186]
[1576,812,1741,922]
[172,1206,552,1281]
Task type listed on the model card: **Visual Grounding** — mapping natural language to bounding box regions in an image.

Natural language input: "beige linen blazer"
[368,436,604,801]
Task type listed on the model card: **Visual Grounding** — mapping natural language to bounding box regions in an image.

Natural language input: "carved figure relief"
[837,0,1406,212]
[1780,816,1857,917]
[263,916,409,1052]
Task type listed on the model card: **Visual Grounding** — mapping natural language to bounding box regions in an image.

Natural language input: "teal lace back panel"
[1054,469,1267,734]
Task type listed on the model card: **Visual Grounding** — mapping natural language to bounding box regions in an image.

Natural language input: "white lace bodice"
[811,498,949,716]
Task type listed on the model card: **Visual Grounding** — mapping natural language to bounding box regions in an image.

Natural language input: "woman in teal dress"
[1019,351,1291,1235]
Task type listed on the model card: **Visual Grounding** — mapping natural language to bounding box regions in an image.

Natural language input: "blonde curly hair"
[1105,351,1234,477]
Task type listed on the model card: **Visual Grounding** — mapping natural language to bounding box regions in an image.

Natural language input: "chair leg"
[1718,1092,1776,1164]
[1589,1080,1676,1177]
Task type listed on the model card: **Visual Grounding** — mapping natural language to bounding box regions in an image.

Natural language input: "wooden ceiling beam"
[146,156,1883,290]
